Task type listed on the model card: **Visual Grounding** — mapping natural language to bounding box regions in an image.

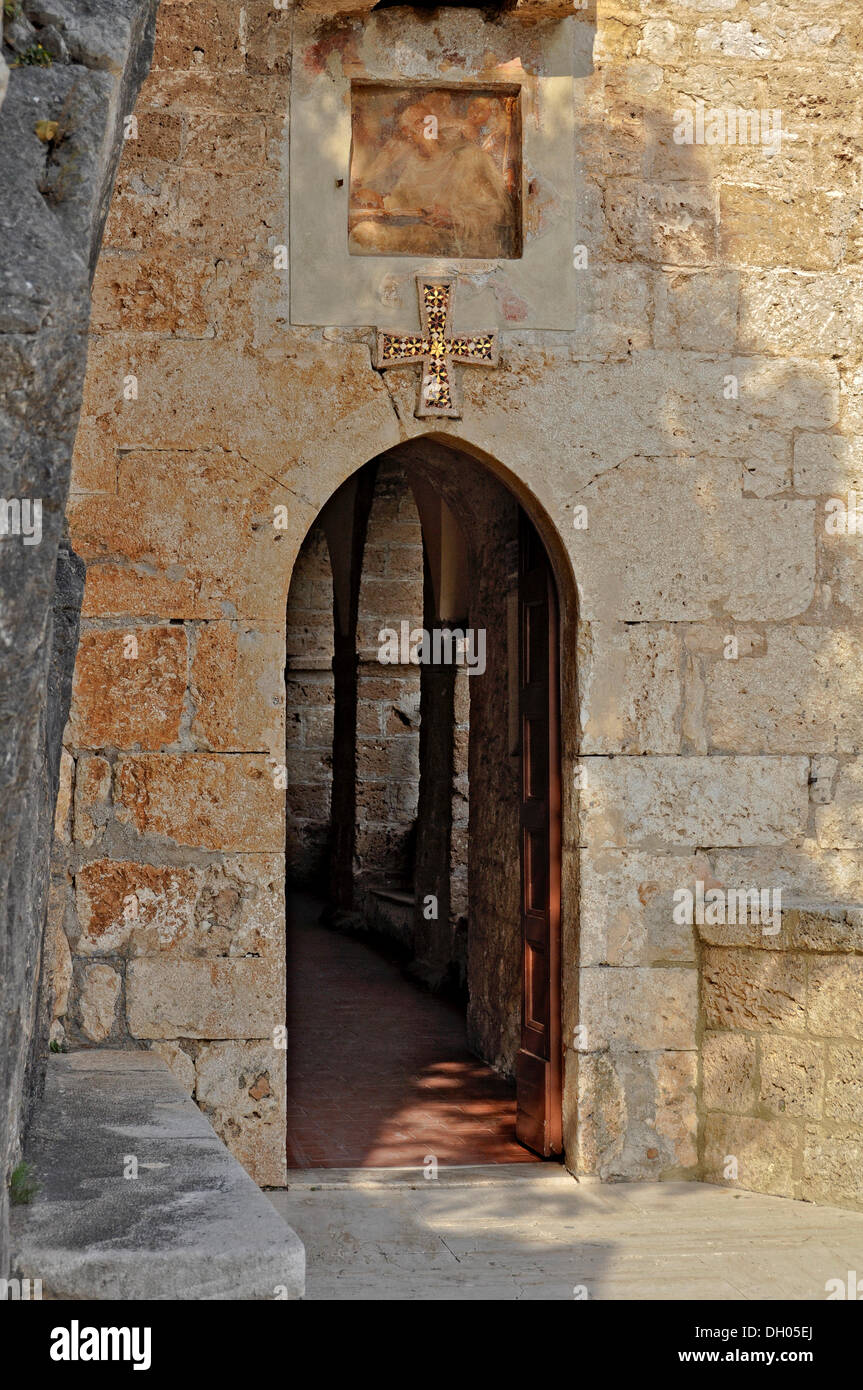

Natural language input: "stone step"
[10,1052,304,1301]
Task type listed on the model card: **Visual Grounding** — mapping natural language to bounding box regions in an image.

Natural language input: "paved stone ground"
[287,900,536,1167]
[267,1166,863,1301]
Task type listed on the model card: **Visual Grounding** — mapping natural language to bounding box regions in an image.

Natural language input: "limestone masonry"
[5,0,863,1218]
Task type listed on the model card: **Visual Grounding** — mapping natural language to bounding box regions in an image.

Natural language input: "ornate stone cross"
[375,276,499,419]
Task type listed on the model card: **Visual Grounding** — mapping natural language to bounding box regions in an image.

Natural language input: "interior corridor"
[286,895,540,1169]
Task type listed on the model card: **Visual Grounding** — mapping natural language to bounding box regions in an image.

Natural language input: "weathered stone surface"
[75,854,282,957]
[69,625,187,749]
[46,909,73,1023]
[794,433,863,494]
[655,1052,698,1170]
[699,629,863,754]
[54,748,74,842]
[196,1041,286,1187]
[573,457,817,623]
[653,268,739,352]
[711,847,863,906]
[781,907,863,955]
[126,958,283,1039]
[740,273,863,357]
[77,963,121,1042]
[702,1031,757,1115]
[801,1128,863,1210]
[759,1037,824,1119]
[10,1053,304,1298]
[808,957,863,1041]
[72,754,111,848]
[575,1048,697,1179]
[579,757,809,850]
[69,447,297,623]
[0,0,159,1279]
[703,1115,796,1199]
[148,1040,195,1095]
[114,754,283,851]
[816,760,863,848]
[578,623,683,754]
[579,848,708,966]
[702,947,807,1034]
[579,966,697,1052]
[720,186,844,271]
[826,1045,863,1126]
[191,621,285,754]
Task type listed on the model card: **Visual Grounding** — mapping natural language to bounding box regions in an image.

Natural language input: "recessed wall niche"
[349,84,522,260]
[289,7,582,329]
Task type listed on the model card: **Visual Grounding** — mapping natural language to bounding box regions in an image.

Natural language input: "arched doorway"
[285,437,568,1167]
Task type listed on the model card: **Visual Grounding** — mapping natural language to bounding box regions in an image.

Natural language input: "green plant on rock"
[9,1161,39,1206]
[3,0,21,20]
[12,41,52,66]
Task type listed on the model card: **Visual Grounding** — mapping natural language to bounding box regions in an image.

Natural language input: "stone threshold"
[10,1052,304,1301]
[285,1163,573,1190]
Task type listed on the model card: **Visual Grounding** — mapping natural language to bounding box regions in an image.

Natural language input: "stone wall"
[0,0,158,1277]
[700,906,863,1212]
[286,524,334,889]
[355,458,424,902]
[46,0,863,1198]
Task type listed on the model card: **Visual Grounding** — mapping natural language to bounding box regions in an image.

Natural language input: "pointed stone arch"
[283,428,581,1165]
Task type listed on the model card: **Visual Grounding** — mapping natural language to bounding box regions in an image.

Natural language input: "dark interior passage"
[286,895,538,1168]
[285,440,562,1168]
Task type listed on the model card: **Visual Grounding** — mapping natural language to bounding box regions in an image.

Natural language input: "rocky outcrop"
[0,0,159,1279]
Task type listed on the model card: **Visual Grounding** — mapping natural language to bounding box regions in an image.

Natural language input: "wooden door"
[516,514,563,1156]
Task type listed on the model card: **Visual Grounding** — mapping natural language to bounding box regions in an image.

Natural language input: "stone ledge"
[10,1052,304,1300]
[697,901,863,953]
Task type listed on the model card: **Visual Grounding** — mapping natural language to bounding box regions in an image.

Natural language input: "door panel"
[516,513,563,1157]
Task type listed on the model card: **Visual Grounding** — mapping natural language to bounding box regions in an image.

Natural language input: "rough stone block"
[702,1031,757,1115]
[191,621,285,753]
[740,273,863,357]
[720,185,844,270]
[196,1040,286,1187]
[114,754,283,851]
[575,1049,697,1179]
[801,1128,863,1210]
[702,1114,796,1198]
[759,1036,825,1119]
[579,848,708,966]
[126,958,283,1039]
[702,947,807,1033]
[579,966,697,1052]
[795,433,863,494]
[700,629,863,754]
[573,455,817,623]
[816,760,863,848]
[578,623,683,755]
[72,754,112,848]
[808,956,863,1041]
[826,1044,863,1125]
[578,756,809,850]
[75,854,283,958]
[77,964,121,1042]
[69,625,187,750]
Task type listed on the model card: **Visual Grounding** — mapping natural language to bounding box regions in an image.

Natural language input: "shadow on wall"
[567,42,863,1206]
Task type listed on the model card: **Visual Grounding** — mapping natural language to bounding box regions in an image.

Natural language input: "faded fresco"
[349,85,522,259]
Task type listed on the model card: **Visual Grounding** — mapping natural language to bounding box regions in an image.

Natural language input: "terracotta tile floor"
[286,895,540,1168]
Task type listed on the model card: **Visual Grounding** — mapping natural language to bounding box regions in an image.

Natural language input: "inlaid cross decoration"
[375,276,499,419]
